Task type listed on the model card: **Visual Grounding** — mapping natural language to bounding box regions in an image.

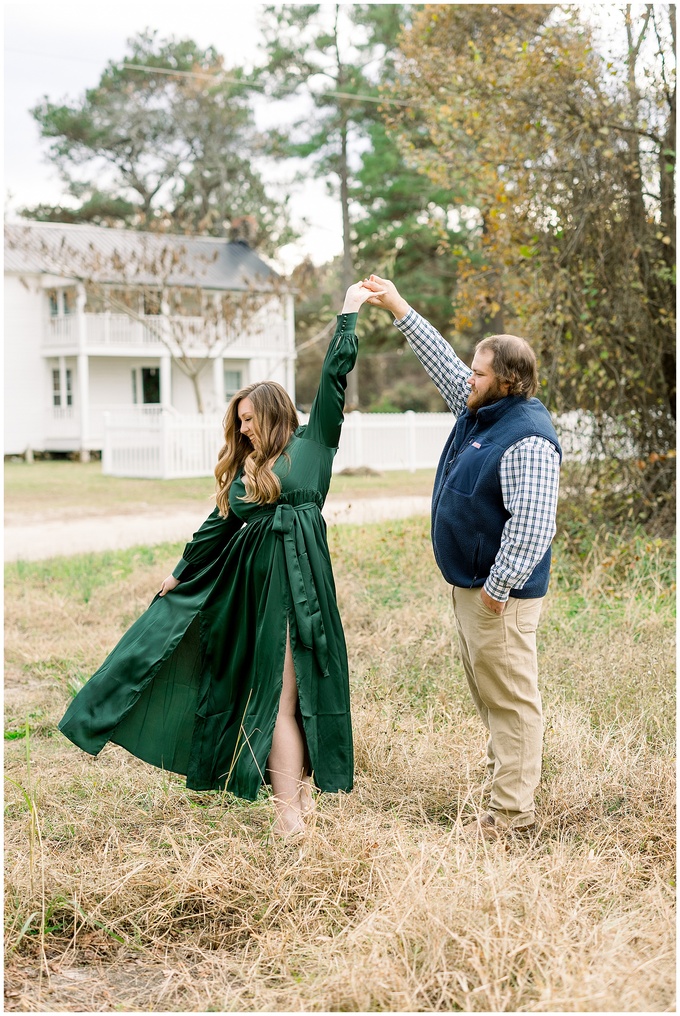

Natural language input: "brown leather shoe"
[462,812,503,841]
[462,812,536,842]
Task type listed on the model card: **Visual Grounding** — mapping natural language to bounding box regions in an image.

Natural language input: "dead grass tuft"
[4,517,675,1011]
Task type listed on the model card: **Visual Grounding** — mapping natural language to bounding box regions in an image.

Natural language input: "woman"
[59,282,378,837]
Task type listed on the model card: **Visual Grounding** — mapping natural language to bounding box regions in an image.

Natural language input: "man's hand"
[341,281,384,313]
[361,275,410,319]
[481,588,506,615]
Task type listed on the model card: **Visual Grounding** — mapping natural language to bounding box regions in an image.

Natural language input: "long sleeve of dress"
[172,507,244,580]
[304,312,358,449]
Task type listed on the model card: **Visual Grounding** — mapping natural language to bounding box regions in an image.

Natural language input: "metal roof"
[4,221,282,291]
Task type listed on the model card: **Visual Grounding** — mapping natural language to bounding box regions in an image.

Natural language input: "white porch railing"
[43,310,289,354]
[45,406,78,439]
[45,316,78,344]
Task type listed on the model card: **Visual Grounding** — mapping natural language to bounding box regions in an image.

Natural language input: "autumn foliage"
[388,3,675,528]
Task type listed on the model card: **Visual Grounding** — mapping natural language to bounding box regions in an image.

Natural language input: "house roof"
[4,221,282,292]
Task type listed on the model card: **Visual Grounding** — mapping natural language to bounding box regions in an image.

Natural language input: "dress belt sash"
[250,502,330,677]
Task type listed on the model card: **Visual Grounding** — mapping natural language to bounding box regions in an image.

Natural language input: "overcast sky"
[3,3,344,270]
[3,3,639,273]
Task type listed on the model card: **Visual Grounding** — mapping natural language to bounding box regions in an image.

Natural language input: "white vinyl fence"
[102,408,594,479]
[101,410,455,479]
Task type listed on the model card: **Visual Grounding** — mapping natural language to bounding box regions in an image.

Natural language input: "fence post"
[406,410,416,473]
[102,412,112,475]
[160,411,169,479]
[352,411,363,469]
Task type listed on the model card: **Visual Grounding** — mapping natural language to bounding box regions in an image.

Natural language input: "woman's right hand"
[158,574,180,597]
[341,281,383,313]
[361,275,410,319]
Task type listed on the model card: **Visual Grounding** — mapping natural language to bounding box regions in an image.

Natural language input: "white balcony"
[42,309,291,355]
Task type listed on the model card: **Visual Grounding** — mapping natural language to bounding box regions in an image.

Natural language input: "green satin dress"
[59,312,359,800]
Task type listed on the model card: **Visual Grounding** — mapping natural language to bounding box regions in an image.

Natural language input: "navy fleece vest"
[431,396,561,597]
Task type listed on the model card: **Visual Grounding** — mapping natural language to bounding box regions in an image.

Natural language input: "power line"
[5,48,410,108]
[121,61,411,107]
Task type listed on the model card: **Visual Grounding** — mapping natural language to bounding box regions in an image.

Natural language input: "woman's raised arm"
[304,283,383,448]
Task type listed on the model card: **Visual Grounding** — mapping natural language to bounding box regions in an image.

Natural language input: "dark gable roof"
[4,221,282,292]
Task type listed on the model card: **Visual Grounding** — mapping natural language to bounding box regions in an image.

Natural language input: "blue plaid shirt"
[395,308,560,601]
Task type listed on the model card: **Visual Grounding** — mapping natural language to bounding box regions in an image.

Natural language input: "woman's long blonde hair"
[215,381,299,516]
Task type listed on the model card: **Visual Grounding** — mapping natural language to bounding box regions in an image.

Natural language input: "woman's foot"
[300,775,315,816]
[271,807,305,841]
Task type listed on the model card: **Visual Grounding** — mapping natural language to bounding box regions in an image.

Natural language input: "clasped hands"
[342,274,409,317]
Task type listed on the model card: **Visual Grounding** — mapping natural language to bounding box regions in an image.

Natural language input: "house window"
[52,367,73,407]
[63,289,76,315]
[141,367,160,404]
[85,286,105,313]
[48,291,59,316]
[144,290,162,315]
[132,368,160,404]
[170,287,202,316]
[224,369,242,403]
[109,288,139,313]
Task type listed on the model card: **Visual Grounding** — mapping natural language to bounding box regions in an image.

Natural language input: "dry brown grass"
[4,518,675,1012]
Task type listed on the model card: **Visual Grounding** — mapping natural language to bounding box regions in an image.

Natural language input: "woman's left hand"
[342,281,383,313]
[158,574,180,597]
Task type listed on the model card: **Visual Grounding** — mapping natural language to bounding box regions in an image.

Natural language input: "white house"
[4,221,296,458]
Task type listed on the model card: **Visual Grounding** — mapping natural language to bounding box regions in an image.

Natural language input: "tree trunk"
[623,11,676,420]
[339,116,358,409]
[333,4,358,409]
[189,371,205,414]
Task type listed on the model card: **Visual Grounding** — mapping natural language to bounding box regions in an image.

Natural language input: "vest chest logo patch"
[471,441,482,448]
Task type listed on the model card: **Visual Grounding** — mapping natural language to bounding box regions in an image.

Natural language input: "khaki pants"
[451,586,544,827]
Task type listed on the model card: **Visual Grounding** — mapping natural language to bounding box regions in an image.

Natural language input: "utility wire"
[121,61,411,106]
[122,62,410,108]
[5,48,411,108]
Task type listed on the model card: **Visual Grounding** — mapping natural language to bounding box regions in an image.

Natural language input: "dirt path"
[4,496,431,562]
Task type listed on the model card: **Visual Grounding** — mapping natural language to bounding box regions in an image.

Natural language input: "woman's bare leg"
[268,632,306,837]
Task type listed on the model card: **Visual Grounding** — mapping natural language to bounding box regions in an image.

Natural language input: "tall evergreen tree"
[24,31,292,251]
[259,3,395,404]
[260,4,475,408]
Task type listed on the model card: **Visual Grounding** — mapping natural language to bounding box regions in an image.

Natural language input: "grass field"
[4,460,436,524]
[4,506,676,1011]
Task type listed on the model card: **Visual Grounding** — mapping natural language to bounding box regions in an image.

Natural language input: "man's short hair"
[476,333,539,399]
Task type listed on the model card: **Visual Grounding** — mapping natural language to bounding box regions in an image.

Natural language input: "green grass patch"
[4,459,217,517]
[4,459,436,519]
[5,543,182,604]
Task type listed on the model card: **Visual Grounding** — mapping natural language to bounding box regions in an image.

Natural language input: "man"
[363,275,561,839]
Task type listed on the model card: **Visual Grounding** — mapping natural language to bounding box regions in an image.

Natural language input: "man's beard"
[467,380,507,415]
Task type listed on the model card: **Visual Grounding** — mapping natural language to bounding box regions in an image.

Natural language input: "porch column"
[160,352,172,407]
[76,283,90,462]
